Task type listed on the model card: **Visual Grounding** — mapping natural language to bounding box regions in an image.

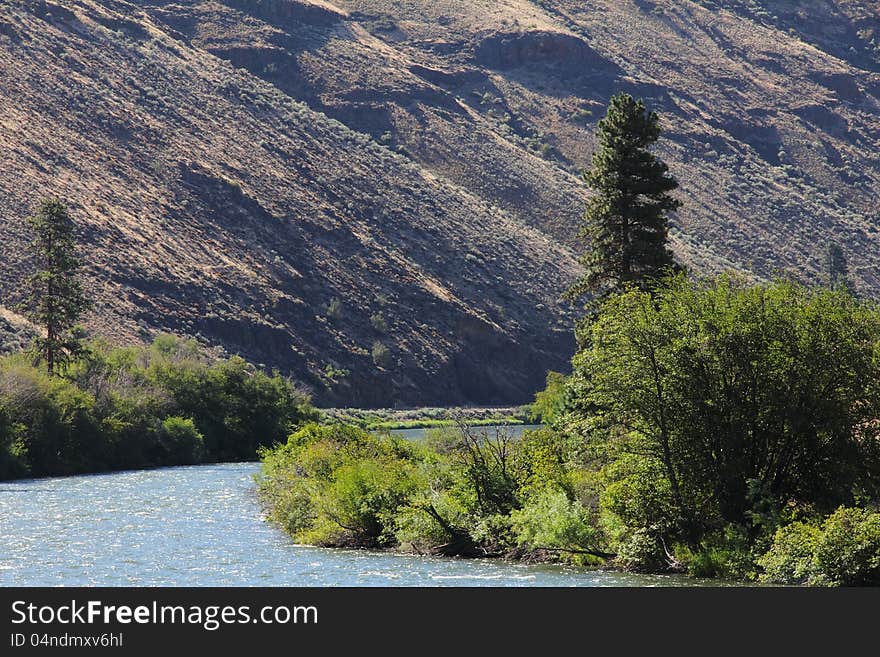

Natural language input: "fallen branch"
[660,537,686,572]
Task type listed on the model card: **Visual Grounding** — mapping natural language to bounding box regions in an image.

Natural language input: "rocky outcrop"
[473,30,619,74]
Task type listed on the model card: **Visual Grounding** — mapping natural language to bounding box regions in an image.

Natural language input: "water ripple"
[0,463,710,587]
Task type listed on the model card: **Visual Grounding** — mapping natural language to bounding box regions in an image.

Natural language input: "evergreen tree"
[566,93,680,305]
[825,242,851,290]
[23,199,91,375]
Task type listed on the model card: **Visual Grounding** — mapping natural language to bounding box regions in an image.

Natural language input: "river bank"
[0,462,716,587]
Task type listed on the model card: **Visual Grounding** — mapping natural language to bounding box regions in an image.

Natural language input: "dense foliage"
[260,275,880,585]
[759,507,880,586]
[0,335,317,479]
[258,423,609,562]
[569,275,880,560]
[563,274,879,581]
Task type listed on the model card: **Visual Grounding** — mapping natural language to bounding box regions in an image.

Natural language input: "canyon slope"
[0,0,878,405]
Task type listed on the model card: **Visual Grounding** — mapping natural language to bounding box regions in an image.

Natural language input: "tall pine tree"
[566,93,680,305]
[24,199,91,375]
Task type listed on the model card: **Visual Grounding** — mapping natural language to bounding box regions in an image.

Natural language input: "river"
[0,429,718,586]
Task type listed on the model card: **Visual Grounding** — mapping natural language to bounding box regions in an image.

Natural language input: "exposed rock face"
[1,0,879,407]
[473,31,620,74]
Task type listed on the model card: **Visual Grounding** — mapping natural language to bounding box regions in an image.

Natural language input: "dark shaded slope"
[0,0,577,406]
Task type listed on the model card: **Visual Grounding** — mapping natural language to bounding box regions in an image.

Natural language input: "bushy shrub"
[514,427,580,499]
[0,361,101,476]
[149,350,316,461]
[758,521,821,585]
[759,507,880,586]
[371,341,391,368]
[394,489,467,551]
[510,488,601,559]
[438,426,524,519]
[258,423,424,548]
[598,455,679,557]
[527,371,568,426]
[159,416,204,465]
[369,312,388,333]
[323,458,421,546]
[813,507,880,586]
[614,528,670,573]
[675,525,756,580]
[325,297,342,320]
[0,407,27,480]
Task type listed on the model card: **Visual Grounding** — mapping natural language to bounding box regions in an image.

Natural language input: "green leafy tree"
[23,199,91,375]
[528,371,569,427]
[572,274,880,550]
[566,93,680,306]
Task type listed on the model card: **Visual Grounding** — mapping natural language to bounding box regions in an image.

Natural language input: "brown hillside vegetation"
[0,0,878,405]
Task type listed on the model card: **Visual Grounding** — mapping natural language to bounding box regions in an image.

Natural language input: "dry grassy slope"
[141,0,879,285]
[0,306,33,355]
[1,0,879,406]
[0,0,578,406]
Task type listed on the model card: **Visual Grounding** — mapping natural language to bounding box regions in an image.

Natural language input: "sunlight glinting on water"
[0,461,714,587]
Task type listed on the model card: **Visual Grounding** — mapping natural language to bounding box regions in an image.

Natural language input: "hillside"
[0,0,878,406]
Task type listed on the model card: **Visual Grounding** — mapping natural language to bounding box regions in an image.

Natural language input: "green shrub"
[0,407,27,480]
[369,312,388,333]
[394,489,466,551]
[514,427,579,499]
[371,341,391,368]
[159,416,204,465]
[675,525,756,580]
[599,456,677,545]
[146,344,317,461]
[759,521,821,585]
[759,507,880,586]
[813,507,880,586]
[614,528,670,573]
[325,297,342,320]
[527,371,568,426]
[323,458,420,547]
[0,361,101,477]
[510,488,601,558]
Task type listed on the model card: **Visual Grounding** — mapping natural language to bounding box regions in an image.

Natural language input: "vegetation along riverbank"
[0,335,317,479]
[257,94,880,585]
[257,275,880,586]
